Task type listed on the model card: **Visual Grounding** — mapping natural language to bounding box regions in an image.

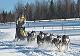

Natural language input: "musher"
[16,15,27,40]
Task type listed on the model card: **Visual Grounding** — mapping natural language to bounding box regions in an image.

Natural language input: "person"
[16,15,27,40]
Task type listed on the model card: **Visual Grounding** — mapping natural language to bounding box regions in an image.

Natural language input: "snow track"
[0,40,80,56]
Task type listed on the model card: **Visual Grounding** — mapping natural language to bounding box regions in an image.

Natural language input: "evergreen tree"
[49,0,54,19]
[77,0,80,17]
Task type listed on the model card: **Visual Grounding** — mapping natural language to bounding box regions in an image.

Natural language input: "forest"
[0,0,80,23]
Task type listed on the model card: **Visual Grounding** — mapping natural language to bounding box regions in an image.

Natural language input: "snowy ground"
[0,21,80,56]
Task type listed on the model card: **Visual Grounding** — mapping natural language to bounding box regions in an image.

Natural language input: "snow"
[0,49,26,56]
[0,20,80,56]
[0,28,16,41]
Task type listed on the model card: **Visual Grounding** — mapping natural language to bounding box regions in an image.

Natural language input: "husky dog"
[51,35,61,50]
[44,34,54,43]
[37,31,45,46]
[27,31,36,42]
[61,35,70,51]
[51,35,70,52]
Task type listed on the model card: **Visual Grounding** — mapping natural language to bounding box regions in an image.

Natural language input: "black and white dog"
[37,31,45,46]
[27,31,36,42]
[51,35,70,52]
[61,35,70,51]
[51,35,61,50]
